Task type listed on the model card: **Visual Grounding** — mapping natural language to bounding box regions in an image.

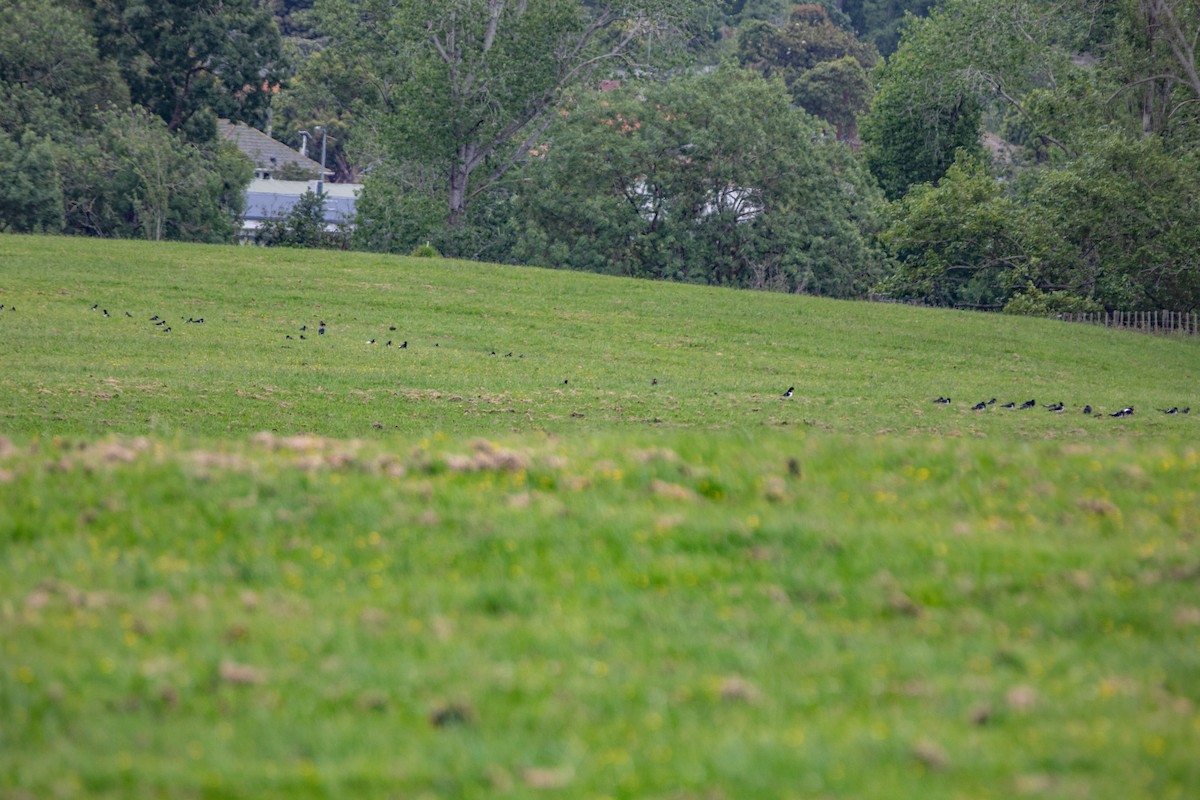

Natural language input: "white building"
[241,179,361,242]
[218,119,362,242]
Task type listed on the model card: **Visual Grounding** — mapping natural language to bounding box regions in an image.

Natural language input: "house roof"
[217,120,326,177]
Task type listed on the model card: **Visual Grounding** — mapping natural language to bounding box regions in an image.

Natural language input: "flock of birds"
[89,303,205,334]
[929,396,1189,417]
[78,303,1194,419]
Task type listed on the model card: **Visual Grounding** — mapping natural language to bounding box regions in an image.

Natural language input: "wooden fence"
[1052,310,1200,336]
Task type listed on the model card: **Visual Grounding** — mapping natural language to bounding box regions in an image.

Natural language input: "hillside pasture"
[1,234,1199,799]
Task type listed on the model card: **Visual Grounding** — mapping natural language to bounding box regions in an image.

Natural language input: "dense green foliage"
[84,0,286,134]
[0,0,278,242]
[865,0,1200,311]
[514,68,886,296]
[737,4,879,142]
[1,235,1199,799]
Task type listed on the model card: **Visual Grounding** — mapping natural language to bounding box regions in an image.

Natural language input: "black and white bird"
[987,398,997,405]
[1111,407,1134,417]
[1047,402,1065,412]
[1160,407,1179,414]
[972,401,987,410]
[783,386,794,398]
[400,341,407,349]
[933,396,951,404]
[1083,404,1092,415]
[1019,399,1036,409]
[1002,401,1016,409]
[366,338,376,345]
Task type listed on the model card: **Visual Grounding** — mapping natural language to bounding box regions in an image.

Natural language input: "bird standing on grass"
[783,387,794,398]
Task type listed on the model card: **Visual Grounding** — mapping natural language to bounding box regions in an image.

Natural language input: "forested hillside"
[2,1,1197,311]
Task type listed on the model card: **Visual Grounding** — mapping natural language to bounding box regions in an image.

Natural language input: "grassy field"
[1,233,1199,799]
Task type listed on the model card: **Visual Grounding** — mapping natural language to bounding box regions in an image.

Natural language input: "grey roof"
[217,120,325,176]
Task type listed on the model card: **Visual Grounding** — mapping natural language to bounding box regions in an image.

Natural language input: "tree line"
[2,1,1198,311]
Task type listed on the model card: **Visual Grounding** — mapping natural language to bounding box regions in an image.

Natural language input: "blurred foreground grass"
[2,429,1198,799]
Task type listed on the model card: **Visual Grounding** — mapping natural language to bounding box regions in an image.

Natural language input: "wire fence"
[1050,310,1200,336]
[866,296,1199,336]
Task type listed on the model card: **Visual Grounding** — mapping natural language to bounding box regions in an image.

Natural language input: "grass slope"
[2,234,1197,438]
[1,234,1199,799]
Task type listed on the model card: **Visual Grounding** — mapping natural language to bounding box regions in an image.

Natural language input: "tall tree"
[737,4,879,142]
[870,0,1200,311]
[59,108,251,242]
[514,67,887,296]
[84,0,287,135]
[1109,0,1200,141]
[843,0,938,55]
[314,0,690,231]
[0,0,128,136]
[0,130,66,233]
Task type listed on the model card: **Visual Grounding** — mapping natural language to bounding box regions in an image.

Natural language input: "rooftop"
[218,120,326,179]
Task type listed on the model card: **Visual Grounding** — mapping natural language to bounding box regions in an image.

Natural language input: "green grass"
[1,233,1199,799]
[2,234,1197,438]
